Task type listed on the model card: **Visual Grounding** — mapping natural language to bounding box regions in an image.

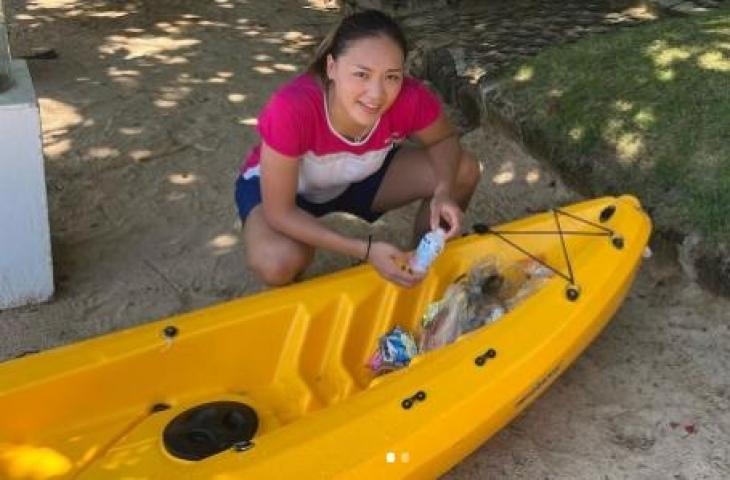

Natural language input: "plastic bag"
[419,283,469,352]
[460,255,554,331]
[502,258,554,310]
[463,254,537,301]
[460,255,508,333]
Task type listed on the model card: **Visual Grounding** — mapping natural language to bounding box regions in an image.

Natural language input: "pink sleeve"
[398,78,442,134]
[256,92,308,158]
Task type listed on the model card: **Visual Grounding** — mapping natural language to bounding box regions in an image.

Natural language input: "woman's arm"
[259,141,421,287]
[413,113,465,238]
[259,141,367,259]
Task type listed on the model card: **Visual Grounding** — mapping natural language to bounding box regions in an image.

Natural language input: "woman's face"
[326,34,404,130]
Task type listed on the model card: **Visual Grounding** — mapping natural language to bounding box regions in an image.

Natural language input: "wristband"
[364,234,373,261]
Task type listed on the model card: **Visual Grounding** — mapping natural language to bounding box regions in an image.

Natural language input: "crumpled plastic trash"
[424,255,555,341]
[369,255,556,372]
[502,258,554,310]
[460,255,508,333]
[368,326,418,374]
[462,301,505,334]
[419,283,469,352]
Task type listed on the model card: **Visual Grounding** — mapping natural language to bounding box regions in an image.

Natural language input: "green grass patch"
[498,8,730,241]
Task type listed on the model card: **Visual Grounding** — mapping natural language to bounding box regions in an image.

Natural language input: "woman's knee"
[246,246,312,286]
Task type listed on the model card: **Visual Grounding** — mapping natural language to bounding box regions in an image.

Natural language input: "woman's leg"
[371,147,481,242]
[242,205,315,286]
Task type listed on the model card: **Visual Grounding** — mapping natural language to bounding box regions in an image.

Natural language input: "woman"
[236,9,481,287]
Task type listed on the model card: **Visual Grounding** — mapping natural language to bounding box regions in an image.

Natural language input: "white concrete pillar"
[0,60,53,309]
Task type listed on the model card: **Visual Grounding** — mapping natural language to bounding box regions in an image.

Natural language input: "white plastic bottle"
[409,228,446,274]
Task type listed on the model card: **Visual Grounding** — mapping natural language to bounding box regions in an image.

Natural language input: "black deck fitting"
[600,205,616,222]
[612,236,625,250]
[475,348,497,367]
[163,325,178,339]
[402,390,428,410]
[566,285,581,302]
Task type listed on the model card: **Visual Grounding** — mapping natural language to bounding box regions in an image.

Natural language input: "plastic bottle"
[409,228,446,274]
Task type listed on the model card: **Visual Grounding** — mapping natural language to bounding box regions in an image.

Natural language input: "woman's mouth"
[358,101,380,115]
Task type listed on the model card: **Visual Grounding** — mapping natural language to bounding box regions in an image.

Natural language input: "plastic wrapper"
[368,326,418,375]
[419,283,468,352]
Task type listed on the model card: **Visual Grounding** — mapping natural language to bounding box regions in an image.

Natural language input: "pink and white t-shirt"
[240,74,442,203]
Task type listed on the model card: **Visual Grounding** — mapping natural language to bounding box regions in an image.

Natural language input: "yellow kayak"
[0,195,651,479]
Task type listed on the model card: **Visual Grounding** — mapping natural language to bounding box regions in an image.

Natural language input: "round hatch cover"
[163,401,258,461]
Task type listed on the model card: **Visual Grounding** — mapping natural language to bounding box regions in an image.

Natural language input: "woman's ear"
[326,54,336,82]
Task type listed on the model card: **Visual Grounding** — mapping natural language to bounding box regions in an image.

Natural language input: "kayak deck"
[0,195,651,479]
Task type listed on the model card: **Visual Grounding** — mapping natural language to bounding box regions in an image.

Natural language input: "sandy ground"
[1,0,729,478]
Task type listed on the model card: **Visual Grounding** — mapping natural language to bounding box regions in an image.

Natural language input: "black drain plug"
[163,401,259,461]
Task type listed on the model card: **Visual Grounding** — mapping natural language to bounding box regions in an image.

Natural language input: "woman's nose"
[367,79,385,101]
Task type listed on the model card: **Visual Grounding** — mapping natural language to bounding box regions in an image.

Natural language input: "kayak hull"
[0,195,651,479]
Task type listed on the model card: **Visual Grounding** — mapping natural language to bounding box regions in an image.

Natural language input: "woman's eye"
[387,75,402,82]
[354,71,368,79]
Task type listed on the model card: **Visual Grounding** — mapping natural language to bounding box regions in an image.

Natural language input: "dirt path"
[2,1,729,478]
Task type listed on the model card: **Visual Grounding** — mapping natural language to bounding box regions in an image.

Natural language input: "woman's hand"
[430,192,463,240]
[368,241,424,288]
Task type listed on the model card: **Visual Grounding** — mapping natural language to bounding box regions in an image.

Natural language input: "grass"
[496,7,730,241]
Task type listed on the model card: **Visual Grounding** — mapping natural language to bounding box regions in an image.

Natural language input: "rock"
[694,242,730,297]
[678,233,702,282]
[678,233,730,297]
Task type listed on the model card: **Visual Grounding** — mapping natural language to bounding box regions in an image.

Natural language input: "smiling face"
[326,34,405,137]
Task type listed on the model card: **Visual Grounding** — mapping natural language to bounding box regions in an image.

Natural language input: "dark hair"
[308,9,408,83]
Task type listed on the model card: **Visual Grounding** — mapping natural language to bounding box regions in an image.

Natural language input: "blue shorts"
[235,147,398,224]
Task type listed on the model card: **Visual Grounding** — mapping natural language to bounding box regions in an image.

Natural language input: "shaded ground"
[1,0,729,478]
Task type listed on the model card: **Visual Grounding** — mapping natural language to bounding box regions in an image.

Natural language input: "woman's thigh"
[370,146,438,213]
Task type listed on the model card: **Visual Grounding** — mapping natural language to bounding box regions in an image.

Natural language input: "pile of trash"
[368,255,553,375]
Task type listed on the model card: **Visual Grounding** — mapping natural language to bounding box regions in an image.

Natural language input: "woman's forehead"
[339,35,404,68]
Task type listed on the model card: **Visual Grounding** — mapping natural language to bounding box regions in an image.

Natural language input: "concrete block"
[0,60,53,309]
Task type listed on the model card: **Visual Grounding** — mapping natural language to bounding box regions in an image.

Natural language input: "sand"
[1,0,729,478]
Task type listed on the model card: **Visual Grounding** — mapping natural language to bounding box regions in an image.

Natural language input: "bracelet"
[363,234,373,261]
